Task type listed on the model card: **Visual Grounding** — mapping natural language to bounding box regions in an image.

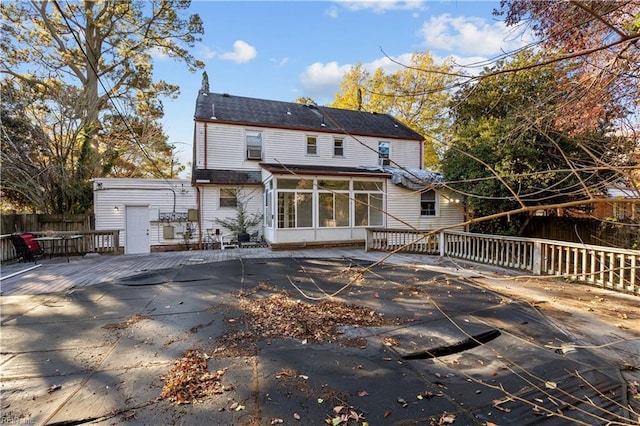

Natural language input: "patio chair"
[220,233,238,250]
[10,233,44,263]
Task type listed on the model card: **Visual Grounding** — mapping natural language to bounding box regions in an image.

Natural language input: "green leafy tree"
[330,53,456,170]
[0,0,203,212]
[442,50,631,235]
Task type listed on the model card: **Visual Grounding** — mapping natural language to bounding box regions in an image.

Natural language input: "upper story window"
[334,138,344,157]
[220,188,238,208]
[246,131,262,160]
[420,189,437,216]
[378,141,390,165]
[306,136,318,155]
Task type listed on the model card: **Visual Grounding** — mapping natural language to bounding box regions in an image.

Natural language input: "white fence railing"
[366,229,640,295]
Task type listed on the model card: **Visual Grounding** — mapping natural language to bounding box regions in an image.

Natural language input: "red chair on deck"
[10,233,44,263]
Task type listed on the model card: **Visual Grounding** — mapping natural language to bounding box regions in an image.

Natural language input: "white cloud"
[335,0,425,14]
[219,40,257,64]
[419,14,530,57]
[299,53,416,100]
[300,61,353,98]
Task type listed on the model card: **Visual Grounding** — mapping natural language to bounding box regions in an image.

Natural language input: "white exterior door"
[125,206,150,254]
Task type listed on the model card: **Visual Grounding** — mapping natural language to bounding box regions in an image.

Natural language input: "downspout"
[197,185,203,248]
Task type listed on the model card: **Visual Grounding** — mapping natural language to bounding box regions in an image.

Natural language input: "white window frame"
[378,141,390,165]
[246,130,263,160]
[317,179,350,228]
[276,178,314,229]
[333,138,344,157]
[220,188,238,208]
[306,135,318,156]
[420,189,438,216]
[353,180,384,227]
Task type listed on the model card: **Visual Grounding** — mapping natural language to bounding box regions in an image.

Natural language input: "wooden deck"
[0,248,434,296]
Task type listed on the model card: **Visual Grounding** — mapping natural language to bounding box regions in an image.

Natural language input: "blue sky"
[154,1,532,174]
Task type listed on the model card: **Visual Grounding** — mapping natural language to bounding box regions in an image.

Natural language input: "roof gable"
[194,91,423,141]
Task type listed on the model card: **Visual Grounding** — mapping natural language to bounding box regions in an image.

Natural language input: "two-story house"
[193,89,463,249]
[93,87,464,254]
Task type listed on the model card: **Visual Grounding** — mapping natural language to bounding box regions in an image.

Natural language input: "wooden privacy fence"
[0,230,120,262]
[366,229,640,295]
[1,213,94,234]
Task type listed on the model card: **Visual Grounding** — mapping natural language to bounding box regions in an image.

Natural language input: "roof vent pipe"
[211,102,216,120]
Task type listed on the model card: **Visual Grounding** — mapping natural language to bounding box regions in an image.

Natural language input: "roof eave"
[193,117,424,142]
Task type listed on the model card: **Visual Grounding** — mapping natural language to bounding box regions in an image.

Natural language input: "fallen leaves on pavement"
[160,349,231,404]
[238,293,406,343]
[212,291,407,357]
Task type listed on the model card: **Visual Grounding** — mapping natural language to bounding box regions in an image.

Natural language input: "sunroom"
[260,164,390,247]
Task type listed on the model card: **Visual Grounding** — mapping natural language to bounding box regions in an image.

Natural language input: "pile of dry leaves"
[238,292,405,343]
[159,349,231,404]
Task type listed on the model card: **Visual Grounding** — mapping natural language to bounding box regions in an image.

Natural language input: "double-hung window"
[306,136,318,155]
[246,131,262,160]
[220,188,238,208]
[378,141,390,165]
[333,138,344,157]
[420,190,437,216]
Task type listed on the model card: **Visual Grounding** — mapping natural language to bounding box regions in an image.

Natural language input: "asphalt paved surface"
[1,253,637,425]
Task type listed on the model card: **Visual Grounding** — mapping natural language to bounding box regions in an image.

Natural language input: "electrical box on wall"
[158,211,189,222]
[163,226,175,239]
[188,209,197,221]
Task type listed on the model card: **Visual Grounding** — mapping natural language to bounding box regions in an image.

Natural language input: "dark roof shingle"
[194,91,423,141]
[260,163,391,177]
[193,169,262,185]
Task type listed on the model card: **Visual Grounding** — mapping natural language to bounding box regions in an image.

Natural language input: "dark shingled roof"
[193,169,262,185]
[260,163,390,178]
[194,91,424,141]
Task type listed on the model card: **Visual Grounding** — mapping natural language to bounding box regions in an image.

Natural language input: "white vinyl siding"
[93,178,197,248]
[386,185,464,230]
[194,123,265,171]
[200,186,264,237]
[195,123,422,171]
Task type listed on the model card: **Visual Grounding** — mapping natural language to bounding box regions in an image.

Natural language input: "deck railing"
[1,230,120,262]
[442,231,536,272]
[366,228,439,254]
[367,229,639,295]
